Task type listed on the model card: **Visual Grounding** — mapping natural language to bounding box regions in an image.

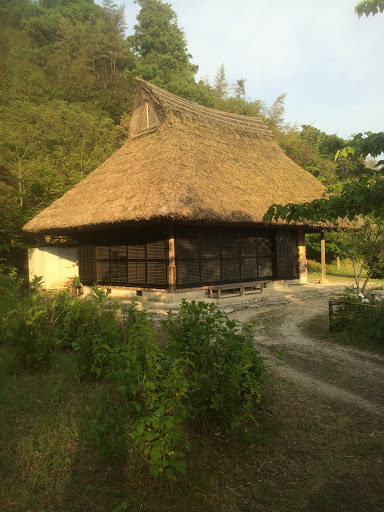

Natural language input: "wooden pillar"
[298,227,307,284]
[319,231,328,284]
[168,223,177,293]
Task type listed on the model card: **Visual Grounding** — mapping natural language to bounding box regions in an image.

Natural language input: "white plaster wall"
[28,247,47,286]
[28,246,79,289]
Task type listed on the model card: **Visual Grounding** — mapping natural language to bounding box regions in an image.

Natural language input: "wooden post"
[297,227,307,284]
[168,223,176,293]
[319,232,328,284]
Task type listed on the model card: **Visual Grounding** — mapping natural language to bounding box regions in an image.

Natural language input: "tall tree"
[266,93,287,131]
[213,64,229,100]
[126,0,212,105]
[233,78,246,100]
[128,0,196,84]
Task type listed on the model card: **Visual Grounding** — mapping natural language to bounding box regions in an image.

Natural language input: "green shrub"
[71,299,122,380]
[5,283,94,371]
[86,300,190,477]
[0,268,25,344]
[371,262,384,279]
[12,293,63,370]
[3,286,268,477]
[307,260,322,274]
[164,300,266,433]
[330,299,384,350]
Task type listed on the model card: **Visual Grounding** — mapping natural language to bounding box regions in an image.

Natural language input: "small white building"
[28,245,79,290]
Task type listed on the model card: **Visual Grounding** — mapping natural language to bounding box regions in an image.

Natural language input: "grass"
[302,309,384,353]
[1,342,383,512]
[1,269,384,511]
[307,259,384,288]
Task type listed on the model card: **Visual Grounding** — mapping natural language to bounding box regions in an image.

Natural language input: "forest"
[3,0,381,274]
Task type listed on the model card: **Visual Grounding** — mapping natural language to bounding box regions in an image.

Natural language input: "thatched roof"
[24,78,325,233]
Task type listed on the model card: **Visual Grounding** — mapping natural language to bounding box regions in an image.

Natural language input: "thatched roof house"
[24,78,325,294]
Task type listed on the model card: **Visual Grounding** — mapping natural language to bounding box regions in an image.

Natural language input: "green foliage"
[10,290,74,370]
[265,190,384,294]
[271,124,347,186]
[127,0,208,106]
[30,274,44,288]
[336,132,384,166]
[1,272,89,369]
[71,300,121,379]
[306,259,323,274]
[82,299,190,476]
[1,286,267,477]
[330,299,384,351]
[164,300,266,432]
[266,93,287,131]
[371,261,384,278]
[355,0,384,17]
[0,0,133,267]
[71,275,82,288]
[0,268,25,344]
[306,233,340,263]
[264,166,384,224]
[213,64,229,99]
[101,299,265,474]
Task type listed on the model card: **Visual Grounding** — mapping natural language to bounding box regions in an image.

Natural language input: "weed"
[330,300,384,351]
[164,300,266,433]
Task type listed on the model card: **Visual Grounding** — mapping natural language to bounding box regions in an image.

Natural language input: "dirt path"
[230,291,384,417]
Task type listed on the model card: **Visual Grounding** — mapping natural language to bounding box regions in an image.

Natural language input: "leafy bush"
[85,300,190,477]
[164,300,266,432]
[11,290,85,370]
[307,260,322,274]
[371,262,384,279]
[71,298,122,380]
[330,298,384,351]
[306,233,339,263]
[2,285,267,477]
[83,299,266,476]
[0,268,25,344]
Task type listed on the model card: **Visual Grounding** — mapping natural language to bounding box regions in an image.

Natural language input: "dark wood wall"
[78,224,299,289]
[275,229,300,280]
[175,226,274,287]
[78,226,168,287]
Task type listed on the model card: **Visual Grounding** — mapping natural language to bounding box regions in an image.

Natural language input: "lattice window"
[139,101,160,133]
[175,227,274,288]
[92,240,167,287]
[275,229,299,279]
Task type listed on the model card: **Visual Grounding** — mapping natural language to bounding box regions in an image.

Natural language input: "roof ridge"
[135,77,273,138]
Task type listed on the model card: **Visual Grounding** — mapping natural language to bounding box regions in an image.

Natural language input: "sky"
[120,0,383,139]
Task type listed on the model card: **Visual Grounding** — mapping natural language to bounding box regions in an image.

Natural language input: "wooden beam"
[319,232,328,284]
[168,223,176,293]
[298,227,307,284]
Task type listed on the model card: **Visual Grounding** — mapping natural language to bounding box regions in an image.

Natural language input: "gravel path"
[229,289,384,417]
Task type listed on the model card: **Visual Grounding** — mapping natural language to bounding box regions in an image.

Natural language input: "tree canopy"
[264,131,384,224]
[355,0,384,17]
[126,0,213,105]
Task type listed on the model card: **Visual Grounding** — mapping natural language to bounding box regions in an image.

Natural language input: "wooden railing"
[329,300,384,330]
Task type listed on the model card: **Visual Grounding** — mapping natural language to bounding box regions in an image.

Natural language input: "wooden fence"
[329,300,384,331]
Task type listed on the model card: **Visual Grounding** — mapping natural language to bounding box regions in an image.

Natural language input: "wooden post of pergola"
[168,223,177,292]
[298,227,307,284]
[319,231,328,284]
